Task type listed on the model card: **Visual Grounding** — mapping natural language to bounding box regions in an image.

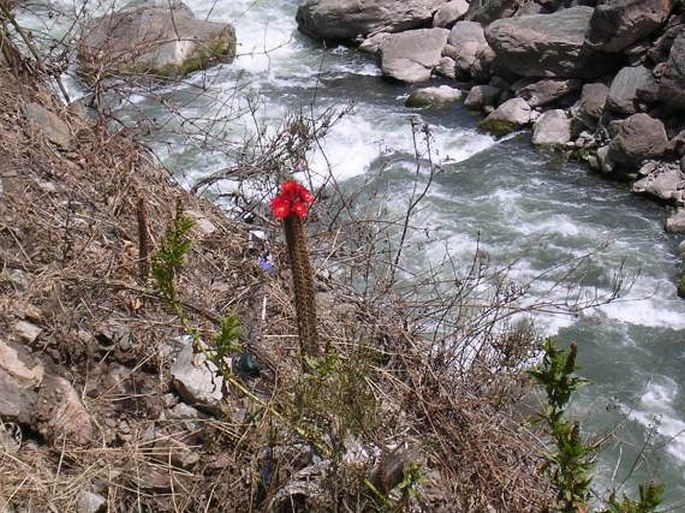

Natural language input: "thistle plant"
[271,179,321,366]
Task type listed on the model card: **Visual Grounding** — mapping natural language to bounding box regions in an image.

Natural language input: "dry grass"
[0,62,554,512]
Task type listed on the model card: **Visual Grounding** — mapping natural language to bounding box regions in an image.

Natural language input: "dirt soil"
[0,63,553,513]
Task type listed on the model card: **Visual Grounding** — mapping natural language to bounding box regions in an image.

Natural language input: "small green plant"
[600,482,665,513]
[529,339,593,512]
[529,340,665,513]
[151,209,194,303]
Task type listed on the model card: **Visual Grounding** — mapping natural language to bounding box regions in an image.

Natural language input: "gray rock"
[485,7,614,79]
[380,28,450,83]
[607,113,669,170]
[463,84,501,109]
[607,65,654,114]
[406,85,462,108]
[79,0,236,79]
[22,103,72,149]
[433,0,469,28]
[658,29,685,109]
[444,21,491,77]
[78,492,106,513]
[435,56,457,78]
[572,82,609,129]
[676,239,685,256]
[585,0,671,53]
[480,97,531,135]
[466,0,520,25]
[532,109,572,147]
[35,375,94,446]
[516,79,581,107]
[597,145,614,174]
[96,321,132,351]
[471,44,496,81]
[671,130,685,157]
[171,343,224,408]
[13,319,42,343]
[358,32,390,54]
[186,209,217,236]
[665,209,685,233]
[0,339,44,423]
[632,163,685,201]
[296,0,447,42]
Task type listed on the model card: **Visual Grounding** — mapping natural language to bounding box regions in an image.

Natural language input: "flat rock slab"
[380,28,450,83]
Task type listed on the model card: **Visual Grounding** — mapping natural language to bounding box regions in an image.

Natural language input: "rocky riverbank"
[297,0,685,295]
[0,32,556,512]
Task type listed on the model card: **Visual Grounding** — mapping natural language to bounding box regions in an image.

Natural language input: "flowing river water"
[21,0,685,504]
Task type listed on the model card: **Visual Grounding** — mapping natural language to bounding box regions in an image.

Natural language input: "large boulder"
[515,78,581,107]
[433,0,469,28]
[443,21,491,77]
[585,0,672,53]
[380,28,450,82]
[657,29,685,109]
[607,113,669,169]
[532,109,572,147]
[296,0,447,42]
[79,0,235,79]
[607,65,655,114]
[485,7,614,79]
[480,97,531,135]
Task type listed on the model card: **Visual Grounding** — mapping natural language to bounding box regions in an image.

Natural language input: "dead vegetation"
[0,45,566,512]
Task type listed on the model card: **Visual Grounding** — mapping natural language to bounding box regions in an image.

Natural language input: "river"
[21,0,685,505]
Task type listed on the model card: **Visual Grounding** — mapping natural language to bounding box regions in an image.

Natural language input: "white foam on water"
[624,377,685,466]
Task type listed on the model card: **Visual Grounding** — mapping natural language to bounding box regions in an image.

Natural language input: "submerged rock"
[79,0,236,79]
[406,85,462,108]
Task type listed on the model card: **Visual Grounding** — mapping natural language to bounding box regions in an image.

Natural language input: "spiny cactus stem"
[283,215,320,367]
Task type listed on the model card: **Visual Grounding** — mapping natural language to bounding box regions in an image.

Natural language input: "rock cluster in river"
[297,0,685,295]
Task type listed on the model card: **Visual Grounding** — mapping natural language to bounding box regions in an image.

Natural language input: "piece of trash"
[257,255,277,276]
[248,229,268,255]
[234,351,261,378]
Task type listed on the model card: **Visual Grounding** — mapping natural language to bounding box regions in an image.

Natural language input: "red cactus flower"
[270,180,314,220]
